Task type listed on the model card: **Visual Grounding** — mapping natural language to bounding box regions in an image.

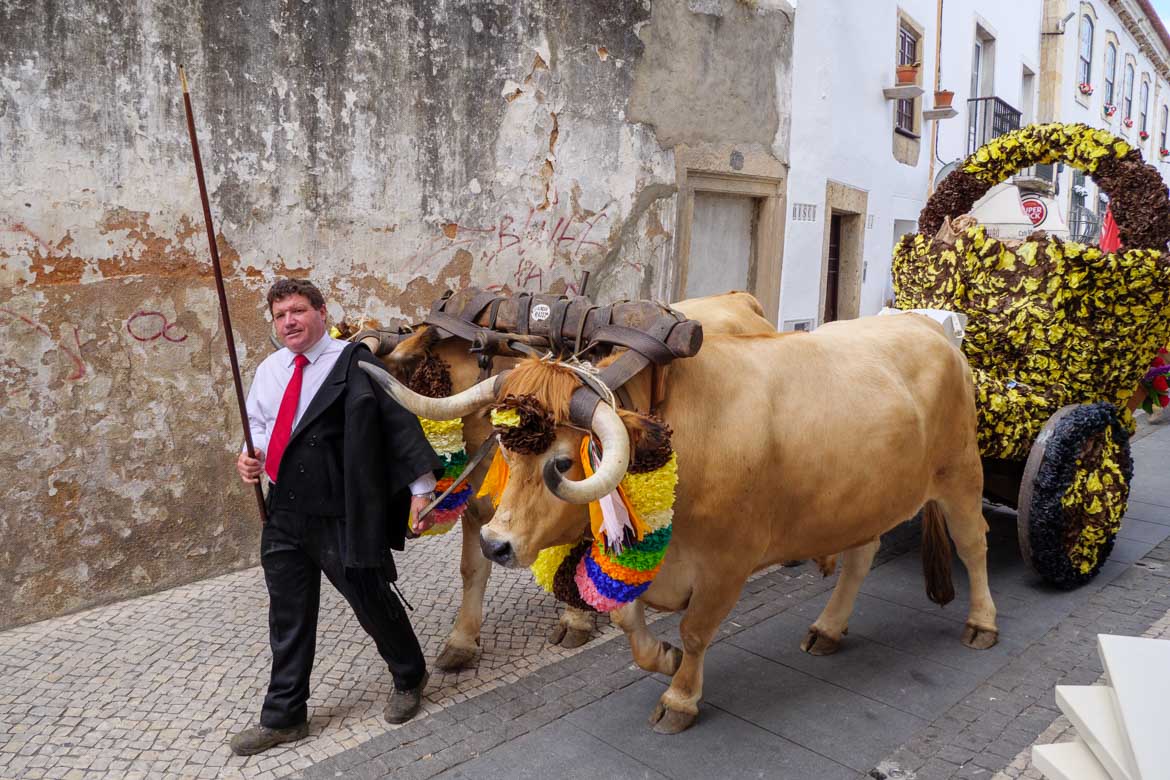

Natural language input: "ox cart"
[893,122,1170,588]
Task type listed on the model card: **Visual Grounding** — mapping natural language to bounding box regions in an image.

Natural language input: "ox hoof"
[800,628,841,656]
[648,703,696,735]
[559,627,592,649]
[961,623,999,650]
[435,642,478,671]
[548,624,593,648]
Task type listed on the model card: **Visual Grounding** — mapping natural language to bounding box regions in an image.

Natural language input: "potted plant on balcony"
[933,89,955,109]
[1141,130,1150,140]
[1078,82,1094,96]
[1160,147,1169,158]
[896,62,920,85]
[1104,104,1118,117]
[1124,117,1135,128]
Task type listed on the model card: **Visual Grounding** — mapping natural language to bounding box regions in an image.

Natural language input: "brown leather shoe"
[229,722,309,756]
[384,672,429,724]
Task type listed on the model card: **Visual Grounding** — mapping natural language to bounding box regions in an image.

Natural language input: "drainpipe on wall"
[928,0,944,196]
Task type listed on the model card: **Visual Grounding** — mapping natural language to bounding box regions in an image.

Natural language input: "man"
[231,278,441,756]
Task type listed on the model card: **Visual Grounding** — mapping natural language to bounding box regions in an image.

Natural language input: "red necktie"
[266,353,309,483]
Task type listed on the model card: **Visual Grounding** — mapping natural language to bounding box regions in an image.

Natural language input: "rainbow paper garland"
[417,417,472,536]
[530,448,678,613]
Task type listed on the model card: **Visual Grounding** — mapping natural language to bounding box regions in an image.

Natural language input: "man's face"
[272,293,327,354]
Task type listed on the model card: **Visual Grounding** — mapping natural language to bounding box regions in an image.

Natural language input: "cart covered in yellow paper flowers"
[893,123,1170,588]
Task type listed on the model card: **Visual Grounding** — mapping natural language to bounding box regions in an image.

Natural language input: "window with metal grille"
[1125,63,1135,118]
[1141,80,1150,132]
[1072,170,1087,210]
[1078,16,1094,87]
[896,24,919,134]
[1161,105,1168,150]
[1104,43,1117,104]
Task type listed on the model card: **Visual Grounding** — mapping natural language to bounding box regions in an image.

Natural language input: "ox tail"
[921,501,955,607]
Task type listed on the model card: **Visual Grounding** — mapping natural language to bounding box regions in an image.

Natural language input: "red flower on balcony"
[1078,82,1094,96]
[1161,147,1169,157]
[1141,130,1150,140]
[1104,104,1118,117]
[1124,117,1135,128]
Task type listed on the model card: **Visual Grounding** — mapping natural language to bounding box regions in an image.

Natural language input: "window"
[1104,42,1117,104]
[1125,63,1135,118]
[1078,16,1094,87]
[1161,105,1168,149]
[1072,170,1088,211]
[1141,80,1150,132]
[896,24,919,135]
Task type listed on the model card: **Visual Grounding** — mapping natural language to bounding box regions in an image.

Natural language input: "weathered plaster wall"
[0,0,791,628]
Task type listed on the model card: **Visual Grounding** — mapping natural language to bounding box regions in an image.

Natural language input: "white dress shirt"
[245,334,436,495]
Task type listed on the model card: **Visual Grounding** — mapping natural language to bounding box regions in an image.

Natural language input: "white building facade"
[1040,0,1170,239]
[777,0,1169,329]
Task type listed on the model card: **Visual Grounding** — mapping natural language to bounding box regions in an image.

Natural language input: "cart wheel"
[1017,403,1133,589]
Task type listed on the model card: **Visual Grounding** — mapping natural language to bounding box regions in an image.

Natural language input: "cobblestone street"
[2,418,1169,780]
[0,528,627,780]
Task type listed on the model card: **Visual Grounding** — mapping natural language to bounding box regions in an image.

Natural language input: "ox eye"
[553,456,572,474]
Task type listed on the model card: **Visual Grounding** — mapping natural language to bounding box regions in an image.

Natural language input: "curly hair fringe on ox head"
[491,394,556,454]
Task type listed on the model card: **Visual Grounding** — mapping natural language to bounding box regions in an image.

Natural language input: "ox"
[366,312,998,733]
[383,292,775,669]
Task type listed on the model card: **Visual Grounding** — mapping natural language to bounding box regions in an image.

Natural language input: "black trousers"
[259,507,426,729]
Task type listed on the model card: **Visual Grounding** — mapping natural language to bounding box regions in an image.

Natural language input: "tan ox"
[383,291,773,669]
[365,313,998,733]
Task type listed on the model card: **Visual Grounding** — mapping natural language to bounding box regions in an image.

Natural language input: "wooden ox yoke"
[357,287,704,415]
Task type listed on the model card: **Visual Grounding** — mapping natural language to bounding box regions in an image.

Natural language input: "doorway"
[676,171,786,322]
[819,182,868,325]
[824,214,842,323]
[684,192,758,299]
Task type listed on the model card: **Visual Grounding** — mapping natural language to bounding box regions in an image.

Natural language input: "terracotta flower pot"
[933,89,955,109]
[896,64,919,86]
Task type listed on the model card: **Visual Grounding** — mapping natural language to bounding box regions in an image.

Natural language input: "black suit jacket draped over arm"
[343,346,442,569]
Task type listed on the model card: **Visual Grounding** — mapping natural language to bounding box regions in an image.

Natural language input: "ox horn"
[542,400,630,504]
[359,361,500,420]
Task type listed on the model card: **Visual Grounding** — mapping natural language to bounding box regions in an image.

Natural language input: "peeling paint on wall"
[0,0,791,628]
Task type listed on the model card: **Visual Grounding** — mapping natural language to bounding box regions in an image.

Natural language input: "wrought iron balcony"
[967,96,1022,155]
[1068,204,1102,243]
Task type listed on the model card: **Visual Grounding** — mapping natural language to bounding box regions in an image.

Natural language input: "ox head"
[360,357,644,568]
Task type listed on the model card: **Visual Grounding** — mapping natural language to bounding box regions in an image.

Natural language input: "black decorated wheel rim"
[1017,403,1133,589]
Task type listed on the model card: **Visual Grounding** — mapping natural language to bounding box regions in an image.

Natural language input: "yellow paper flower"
[490,408,522,428]
[530,543,574,592]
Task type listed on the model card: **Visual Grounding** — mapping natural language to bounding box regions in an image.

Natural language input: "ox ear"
[618,410,674,473]
[386,325,440,378]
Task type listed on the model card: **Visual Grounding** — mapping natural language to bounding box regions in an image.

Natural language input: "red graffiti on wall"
[126,310,188,343]
[0,308,85,380]
[410,204,611,289]
[0,220,55,253]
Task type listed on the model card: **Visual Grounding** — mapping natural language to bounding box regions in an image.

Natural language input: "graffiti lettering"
[409,203,611,290]
[126,311,188,343]
[0,308,85,380]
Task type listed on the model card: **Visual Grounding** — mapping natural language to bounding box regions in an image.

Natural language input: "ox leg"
[548,606,595,648]
[803,539,880,656]
[611,601,682,676]
[650,582,741,734]
[435,514,491,670]
[938,494,999,649]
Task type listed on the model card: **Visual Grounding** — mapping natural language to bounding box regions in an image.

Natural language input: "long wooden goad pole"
[179,66,268,523]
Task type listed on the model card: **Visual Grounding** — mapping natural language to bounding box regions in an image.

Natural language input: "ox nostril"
[479,534,513,565]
